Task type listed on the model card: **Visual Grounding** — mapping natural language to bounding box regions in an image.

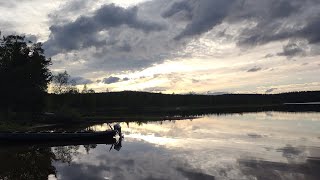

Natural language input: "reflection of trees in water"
[52,144,97,164]
[83,144,97,154]
[0,147,56,180]
[53,145,80,165]
[0,144,98,179]
[123,119,177,127]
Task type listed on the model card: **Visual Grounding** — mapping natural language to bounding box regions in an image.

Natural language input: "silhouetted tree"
[52,71,70,94]
[0,33,52,115]
[82,84,88,94]
[52,70,79,94]
[81,84,95,94]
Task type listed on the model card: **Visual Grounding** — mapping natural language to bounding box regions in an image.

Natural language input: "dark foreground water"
[1,112,320,180]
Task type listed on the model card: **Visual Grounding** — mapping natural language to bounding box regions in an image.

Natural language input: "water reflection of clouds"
[1,113,318,180]
[121,115,319,147]
[126,133,178,146]
[54,141,216,180]
[239,158,320,180]
[82,112,320,179]
[91,112,320,159]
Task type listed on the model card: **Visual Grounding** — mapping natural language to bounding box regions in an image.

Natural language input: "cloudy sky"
[1,0,320,94]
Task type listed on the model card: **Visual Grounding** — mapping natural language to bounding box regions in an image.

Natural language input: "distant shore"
[1,90,320,131]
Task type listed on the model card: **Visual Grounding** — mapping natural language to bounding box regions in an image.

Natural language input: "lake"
[0,112,319,180]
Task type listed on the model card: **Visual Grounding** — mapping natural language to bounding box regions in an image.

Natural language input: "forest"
[44,90,320,122]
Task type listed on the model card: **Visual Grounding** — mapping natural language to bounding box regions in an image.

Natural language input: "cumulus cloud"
[234,0,320,47]
[103,76,121,84]
[45,0,191,74]
[57,0,90,13]
[44,3,166,56]
[161,1,192,20]
[164,0,235,40]
[247,67,262,72]
[163,0,320,51]
[102,76,130,84]
[277,42,306,58]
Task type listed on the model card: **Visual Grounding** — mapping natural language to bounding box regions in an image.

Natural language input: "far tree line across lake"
[1,33,320,123]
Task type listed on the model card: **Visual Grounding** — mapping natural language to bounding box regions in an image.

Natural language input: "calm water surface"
[1,112,320,180]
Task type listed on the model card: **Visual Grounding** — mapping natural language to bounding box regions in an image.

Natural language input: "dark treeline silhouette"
[0,34,51,118]
[46,90,320,120]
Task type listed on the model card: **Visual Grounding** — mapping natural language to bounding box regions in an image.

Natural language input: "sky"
[1,0,320,94]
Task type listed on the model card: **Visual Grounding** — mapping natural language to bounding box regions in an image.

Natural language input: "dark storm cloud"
[163,0,320,55]
[163,0,236,40]
[238,18,320,47]
[277,42,306,58]
[163,0,301,42]
[117,43,132,52]
[265,88,277,93]
[102,76,130,84]
[247,67,262,72]
[103,76,121,84]
[299,15,320,44]
[162,1,192,19]
[269,0,301,18]
[70,76,93,85]
[44,3,166,56]
[234,0,320,47]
